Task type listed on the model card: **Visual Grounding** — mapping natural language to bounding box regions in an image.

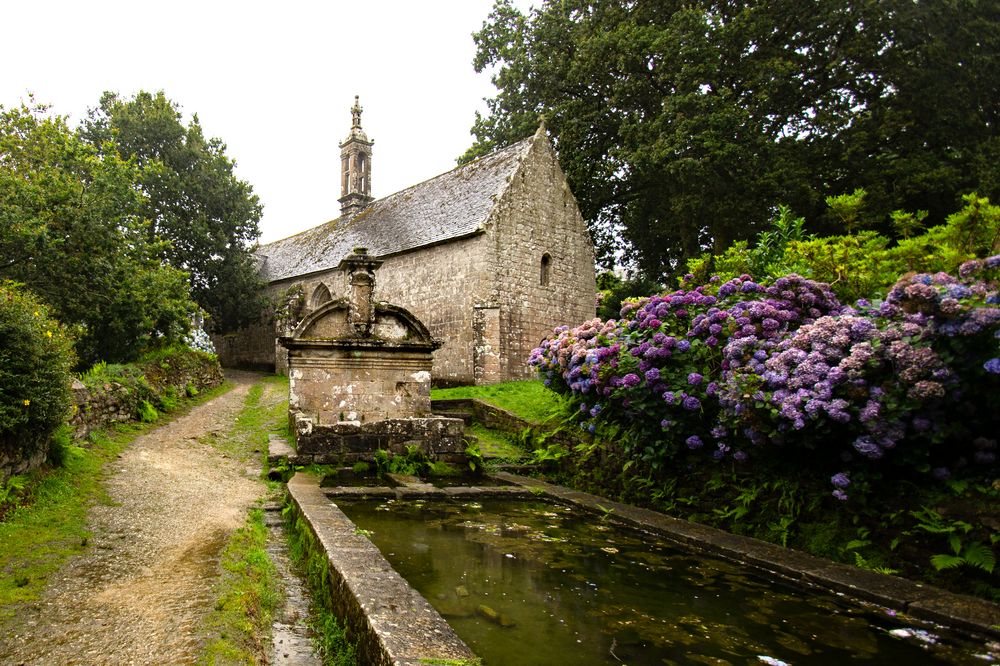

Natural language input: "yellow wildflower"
[46,330,52,338]
[23,399,30,406]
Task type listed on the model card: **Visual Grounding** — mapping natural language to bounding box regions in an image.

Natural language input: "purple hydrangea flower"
[683,396,701,411]
[831,473,851,488]
[645,367,661,383]
[687,372,703,385]
[685,435,703,449]
[984,358,1000,374]
[622,373,641,388]
[832,489,848,501]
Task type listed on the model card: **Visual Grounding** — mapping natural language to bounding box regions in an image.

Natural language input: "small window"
[310,283,332,308]
[540,253,552,286]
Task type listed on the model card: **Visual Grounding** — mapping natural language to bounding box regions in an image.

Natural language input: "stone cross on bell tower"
[338,95,374,219]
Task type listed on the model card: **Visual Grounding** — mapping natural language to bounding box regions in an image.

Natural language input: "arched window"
[310,283,332,309]
[540,253,552,286]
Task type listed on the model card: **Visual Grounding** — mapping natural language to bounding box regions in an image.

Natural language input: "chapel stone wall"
[488,131,597,380]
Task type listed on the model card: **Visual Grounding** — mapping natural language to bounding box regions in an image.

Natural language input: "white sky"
[1,0,532,243]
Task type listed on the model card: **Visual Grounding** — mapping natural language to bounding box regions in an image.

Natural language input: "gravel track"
[1,370,273,665]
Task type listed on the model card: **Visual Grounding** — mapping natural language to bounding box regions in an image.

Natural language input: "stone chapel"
[213,97,596,385]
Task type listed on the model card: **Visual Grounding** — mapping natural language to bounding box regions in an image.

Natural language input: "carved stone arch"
[309,283,332,309]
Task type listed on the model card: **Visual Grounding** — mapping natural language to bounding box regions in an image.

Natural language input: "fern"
[930,541,995,573]
[962,542,996,573]
[930,554,968,571]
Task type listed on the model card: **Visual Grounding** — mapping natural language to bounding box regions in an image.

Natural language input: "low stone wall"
[70,355,223,441]
[286,472,478,665]
[290,412,467,465]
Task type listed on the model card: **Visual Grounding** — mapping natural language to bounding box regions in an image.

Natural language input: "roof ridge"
[261,135,536,250]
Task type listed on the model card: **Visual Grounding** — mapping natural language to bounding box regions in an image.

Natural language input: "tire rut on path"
[1,370,268,665]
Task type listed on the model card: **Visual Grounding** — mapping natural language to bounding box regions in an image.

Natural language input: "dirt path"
[1,370,275,665]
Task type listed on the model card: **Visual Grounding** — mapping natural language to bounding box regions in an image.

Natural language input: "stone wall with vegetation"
[70,348,223,441]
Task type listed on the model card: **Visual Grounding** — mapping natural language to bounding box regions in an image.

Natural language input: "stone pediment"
[282,299,438,349]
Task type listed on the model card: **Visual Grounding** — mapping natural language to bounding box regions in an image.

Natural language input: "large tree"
[465,0,999,279]
[0,102,194,365]
[82,91,266,332]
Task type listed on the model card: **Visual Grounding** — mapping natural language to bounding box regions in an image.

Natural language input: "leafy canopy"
[466,0,1000,279]
[82,91,266,333]
[0,102,194,366]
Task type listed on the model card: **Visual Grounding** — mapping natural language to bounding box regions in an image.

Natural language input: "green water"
[340,498,995,665]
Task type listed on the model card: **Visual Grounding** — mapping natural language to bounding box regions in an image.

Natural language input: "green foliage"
[372,445,435,477]
[467,1,999,278]
[910,506,997,574]
[825,189,870,233]
[0,102,195,365]
[783,232,897,303]
[688,192,1000,304]
[464,441,484,474]
[0,282,74,471]
[137,400,159,423]
[686,205,806,285]
[82,91,266,334]
[0,475,27,510]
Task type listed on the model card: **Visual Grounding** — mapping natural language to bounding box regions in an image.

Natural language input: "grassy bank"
[0,380,233,622]
[431,380,562,425]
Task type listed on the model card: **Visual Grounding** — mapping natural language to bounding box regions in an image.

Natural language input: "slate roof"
[258,135,536,283]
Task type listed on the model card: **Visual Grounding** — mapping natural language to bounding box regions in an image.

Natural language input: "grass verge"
[201,374,290,663]
[431,380,561,425]
[200,375,290,468]
[201,507,280,665]
[0,380,233,623]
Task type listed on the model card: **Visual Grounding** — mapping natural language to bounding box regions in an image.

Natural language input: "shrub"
[0,283,75,475]
[531,259,1000,500]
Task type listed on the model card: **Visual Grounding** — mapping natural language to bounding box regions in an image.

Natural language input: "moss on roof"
[258,135,535,282]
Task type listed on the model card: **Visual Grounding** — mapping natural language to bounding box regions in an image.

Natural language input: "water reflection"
[340,499,995,665]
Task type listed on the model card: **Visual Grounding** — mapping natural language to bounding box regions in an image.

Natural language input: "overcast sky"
[1,0,532,243]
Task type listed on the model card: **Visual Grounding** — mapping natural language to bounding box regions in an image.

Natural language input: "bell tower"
[338,96,374,218]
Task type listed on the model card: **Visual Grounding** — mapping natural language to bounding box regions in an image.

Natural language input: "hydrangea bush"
[530,259,1000,499]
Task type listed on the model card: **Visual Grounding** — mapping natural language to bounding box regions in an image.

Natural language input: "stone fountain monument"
[280,249,466,464]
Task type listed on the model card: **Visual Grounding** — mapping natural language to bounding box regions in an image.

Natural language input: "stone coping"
[490,472,1000,641]
[286,472,478,665]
